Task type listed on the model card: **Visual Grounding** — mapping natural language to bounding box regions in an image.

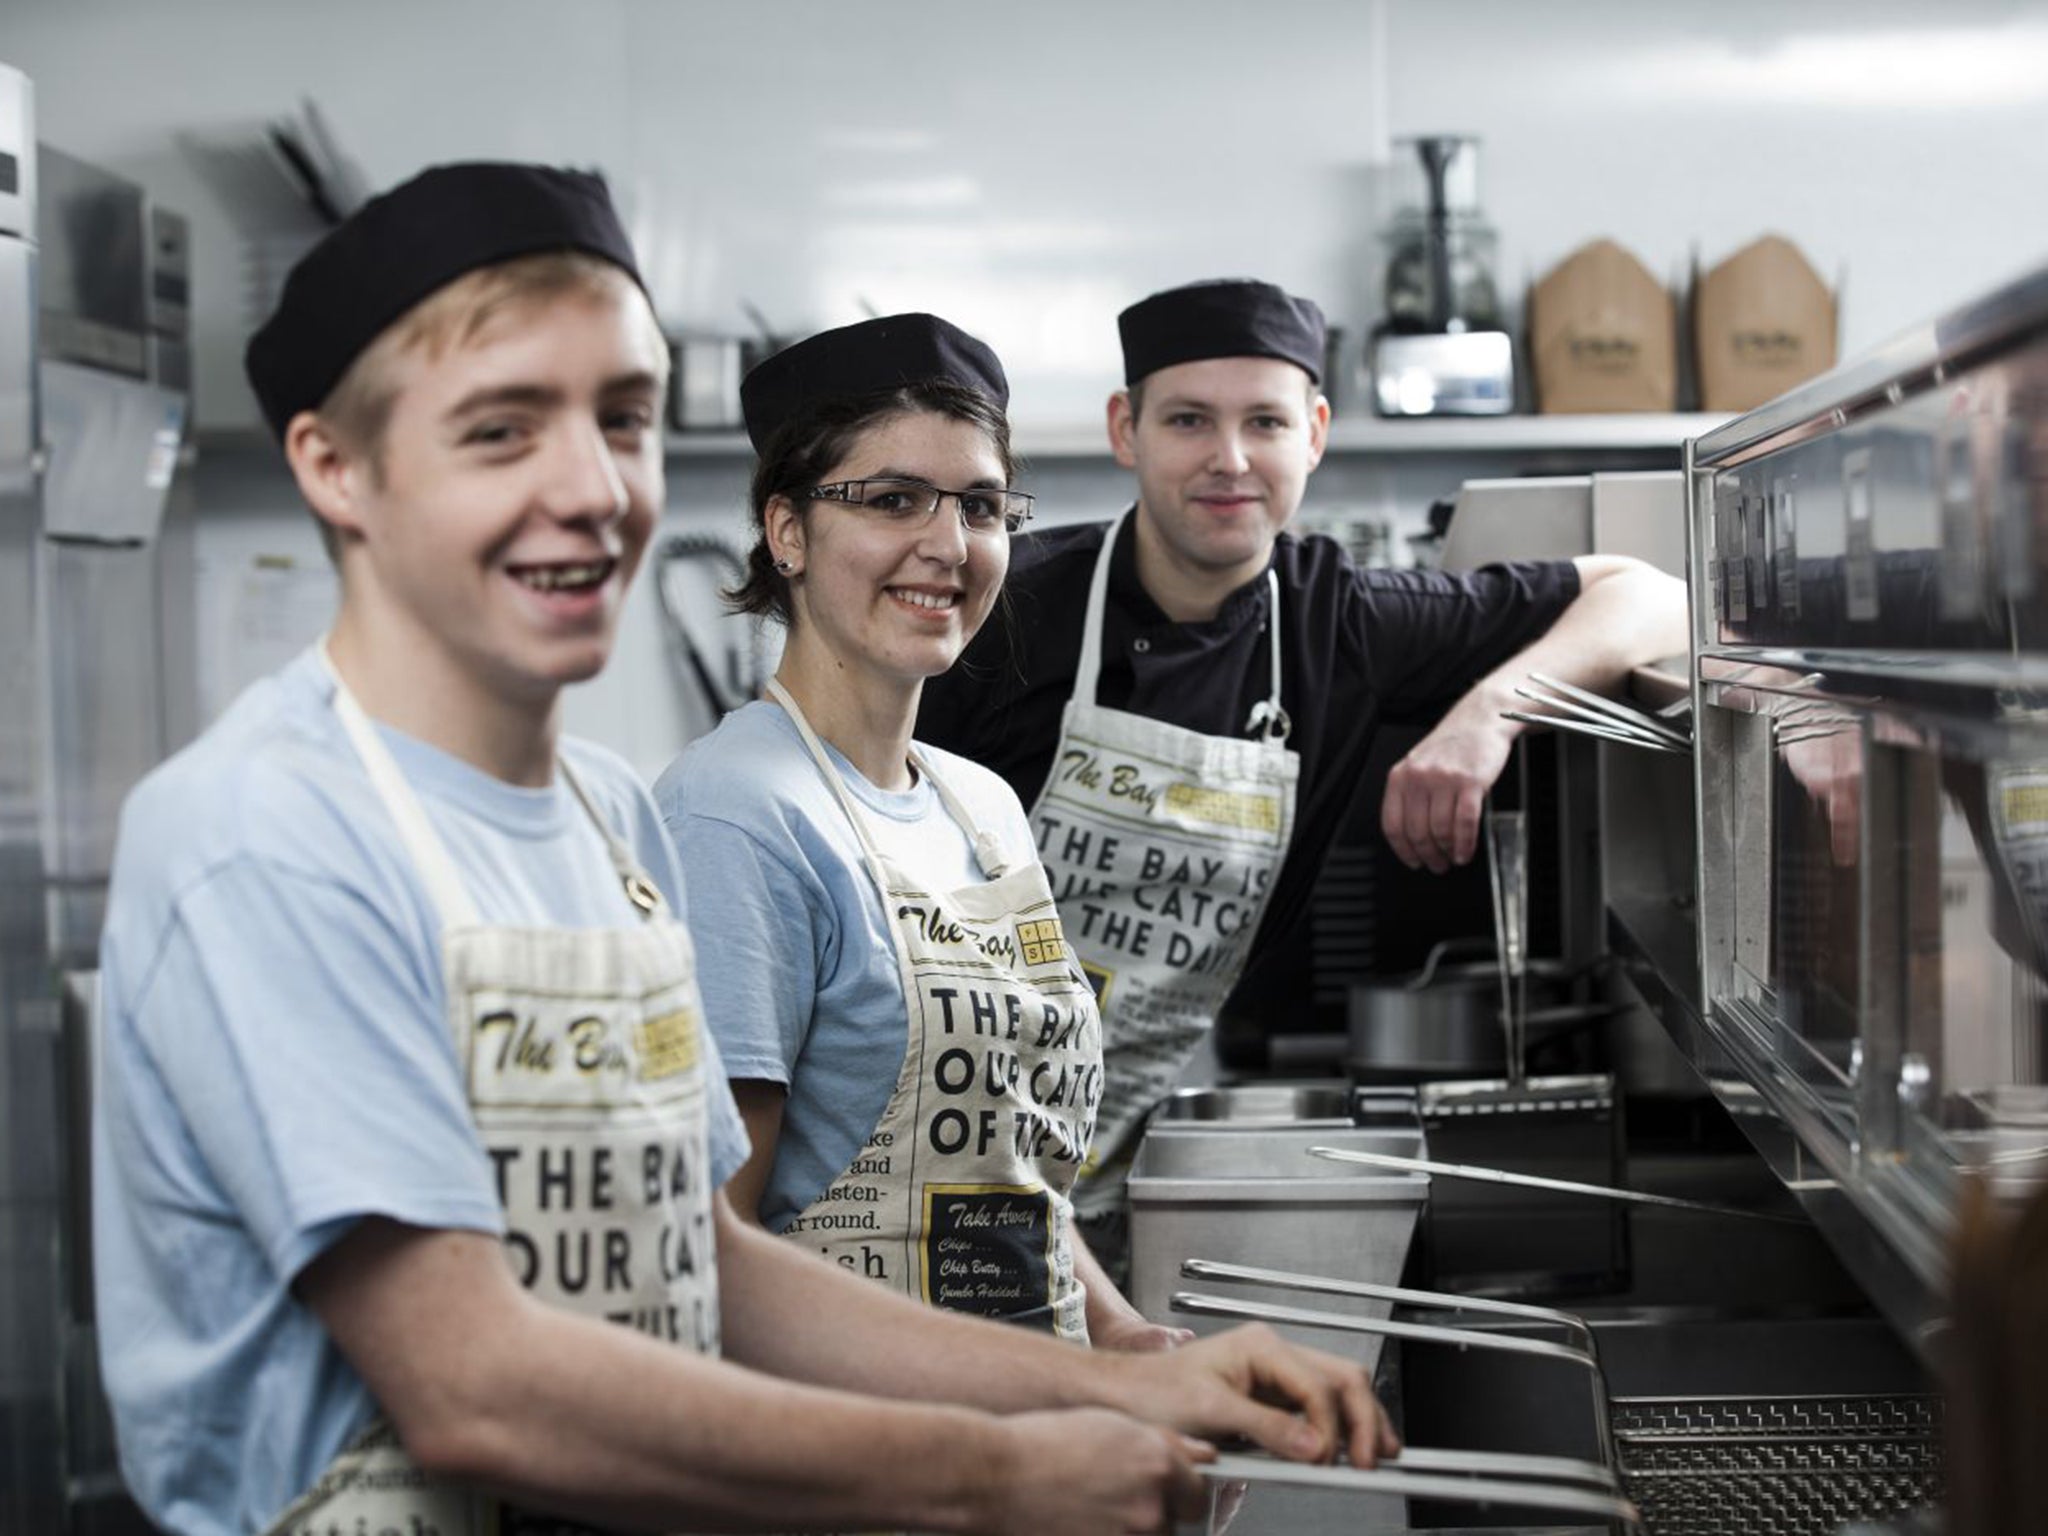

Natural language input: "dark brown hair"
[727,381,1017,626]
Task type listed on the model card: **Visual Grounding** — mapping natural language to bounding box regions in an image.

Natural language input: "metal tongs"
[1307,1144,1810,1225]
[1171,1260,1643,1531]
[1506,670,1691,755]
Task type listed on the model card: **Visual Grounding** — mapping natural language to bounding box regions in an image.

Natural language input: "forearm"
[1076,1234,1145,1339]
[1445,559,1686,736]
[1381,559,1686,870]
[442,1290,1011,1532]
[719,1210,1127,1413]
[307,1220,1017,1534]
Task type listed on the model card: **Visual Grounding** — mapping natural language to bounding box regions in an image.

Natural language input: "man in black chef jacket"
[917,277,1687,1267]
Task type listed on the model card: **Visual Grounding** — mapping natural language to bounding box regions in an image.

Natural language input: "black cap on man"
[245,162,644,441]
[1117,278,1326,387]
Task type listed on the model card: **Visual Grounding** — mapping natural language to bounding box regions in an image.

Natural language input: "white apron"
[263,662,722,1536]
[1033,512,1300,1231]
[770,680,1101,1342]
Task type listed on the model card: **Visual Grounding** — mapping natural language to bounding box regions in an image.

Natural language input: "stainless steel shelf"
[1320,412,1730,455]
[663,411,1732,462]
[189,411,1733,465]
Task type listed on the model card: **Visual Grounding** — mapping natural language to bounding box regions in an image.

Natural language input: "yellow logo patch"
[1163,782,1282,832]
[635,1006,701,1081]
[2001,781,2048,835]
[1015,916,1068,967]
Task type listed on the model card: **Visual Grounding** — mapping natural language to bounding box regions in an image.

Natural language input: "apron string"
[320,642,482,931]
[1243,569,1292,744]
[320,640,665,925]
[1072,507,1128,708]
[557,757,669,916]
[1078,512,1291,745]
[766,678,1011,879]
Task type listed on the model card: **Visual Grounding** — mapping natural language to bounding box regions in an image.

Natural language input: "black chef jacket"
[916,513,1582,1010]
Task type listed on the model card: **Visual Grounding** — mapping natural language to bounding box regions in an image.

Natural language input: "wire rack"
[1612,1394,1943,1536]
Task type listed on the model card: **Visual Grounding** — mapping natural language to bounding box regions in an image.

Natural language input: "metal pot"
[1346,939,1601,1084]
[667,336,747,432]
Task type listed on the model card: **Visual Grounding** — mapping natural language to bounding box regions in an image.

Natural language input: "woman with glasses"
[654,315,1179,1349]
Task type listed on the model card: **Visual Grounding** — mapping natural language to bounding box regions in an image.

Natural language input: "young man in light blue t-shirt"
[94,163,1396,1536]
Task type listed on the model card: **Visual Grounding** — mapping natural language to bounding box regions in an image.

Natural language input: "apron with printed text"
[262,659,722,1536]
[1035,511,1300,1231]
[770,680,1100,1342]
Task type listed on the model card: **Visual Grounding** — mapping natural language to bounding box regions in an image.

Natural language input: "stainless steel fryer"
[1174,1262,1941,1535]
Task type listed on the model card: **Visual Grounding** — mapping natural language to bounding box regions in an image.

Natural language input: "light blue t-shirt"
[93,648,750,1536]
[654,700,1037,1238]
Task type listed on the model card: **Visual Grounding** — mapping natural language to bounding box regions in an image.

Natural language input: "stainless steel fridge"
[0,58,193,1535]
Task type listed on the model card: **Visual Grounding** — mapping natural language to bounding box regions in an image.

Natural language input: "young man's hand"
[1090,1312,1197,1353]
[986,1410,1212,1535]
[1093,1323,1401,1468]
[1382,703,1518,872]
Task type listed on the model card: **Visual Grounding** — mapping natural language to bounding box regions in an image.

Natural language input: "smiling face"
[770,409,1011,699]
[1110,355,1330,605]
[309,269,666,712]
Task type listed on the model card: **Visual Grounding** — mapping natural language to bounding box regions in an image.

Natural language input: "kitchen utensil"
[738,298,795,372]
[1157,1083,1352,1126]
[1485,807,1528,1088]
[1524,670,1693,747]
[667,336,748,431]
[1179,1264,1944,1534]
[1369,135,1515,417]
[1180,1257,1596,1352]
[1307,1144,1809,1224]
[655,535,760,717]
[1193,1453,1644,1531]
[1127,1121,1428,1378]
[1343,938,1611,1084]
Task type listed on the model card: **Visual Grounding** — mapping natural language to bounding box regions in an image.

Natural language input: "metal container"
[666,335,745,432]
[1157,1083,1352,1126]
[1127,1125,1427,1378]
[1345,943,1601,1083]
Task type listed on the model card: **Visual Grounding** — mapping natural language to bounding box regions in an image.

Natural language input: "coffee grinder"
[1370,135,1515,416]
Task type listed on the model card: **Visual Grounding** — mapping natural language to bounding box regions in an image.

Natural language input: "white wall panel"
[1383,0,2048,360]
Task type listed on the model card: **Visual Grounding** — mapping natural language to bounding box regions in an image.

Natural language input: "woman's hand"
[1091,1322,1401,1468]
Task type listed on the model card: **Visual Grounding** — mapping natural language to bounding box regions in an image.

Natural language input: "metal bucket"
[1126,1125,1428,1377]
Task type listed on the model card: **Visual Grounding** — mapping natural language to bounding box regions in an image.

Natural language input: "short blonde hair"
[318,249,665,470]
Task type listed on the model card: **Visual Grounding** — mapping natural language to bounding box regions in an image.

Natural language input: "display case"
[1683,261,2048,1351]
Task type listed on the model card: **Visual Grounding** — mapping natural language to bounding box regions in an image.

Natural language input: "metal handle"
[1179,1258,1596,1352]
[1200,1453,1643,1531]
[1170,1292,1600,1371]
[1504,706,1690,754]
[1387,1444,1621,1491]
[1526,669,1694,746]
[1308,1144,1810,1225]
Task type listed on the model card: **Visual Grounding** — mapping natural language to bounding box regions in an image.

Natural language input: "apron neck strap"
[766,677,1010,879]
[557,757,670,916]
[1078,513,1290,745]
[1243,570,1291,744]
[320,643,664,927]
[1072,507,1128,707]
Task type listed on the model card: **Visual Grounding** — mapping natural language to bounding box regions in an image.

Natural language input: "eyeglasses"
[808,477,1034,535]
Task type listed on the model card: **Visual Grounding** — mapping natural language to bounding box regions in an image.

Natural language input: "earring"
[773,557,794,574]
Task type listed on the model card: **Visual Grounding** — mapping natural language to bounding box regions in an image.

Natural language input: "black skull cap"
[1117,278,1327,386]
[244,161,645,441]
[740,313,1008,452]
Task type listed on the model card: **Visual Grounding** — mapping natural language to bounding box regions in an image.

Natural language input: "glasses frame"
[807,477,1034,535]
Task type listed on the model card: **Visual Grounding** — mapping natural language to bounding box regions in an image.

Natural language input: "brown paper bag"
[1693,234,1837,412]
[1528,239,1676,413]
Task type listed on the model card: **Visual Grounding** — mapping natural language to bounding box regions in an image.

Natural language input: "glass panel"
[1893,738,2048,1205]
[1769,714,1864,1140]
